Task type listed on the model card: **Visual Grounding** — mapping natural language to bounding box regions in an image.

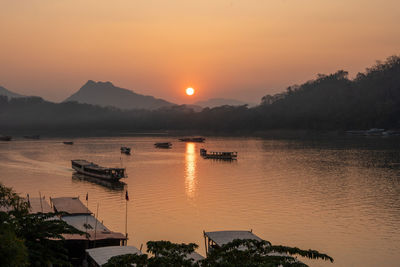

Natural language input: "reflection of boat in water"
[121,146,131,154]
[154,142,172,148]
[72,173,125,191]
[200,148,237,160]
[179,137,205,142]
[23,135,40,139]
[63,141,74,145]
[0,135,12,141]
[71,159,126,181]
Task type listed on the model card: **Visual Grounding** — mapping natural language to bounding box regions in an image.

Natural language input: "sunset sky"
[1,0,399,104]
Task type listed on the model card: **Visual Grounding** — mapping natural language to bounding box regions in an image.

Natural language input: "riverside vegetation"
[0,56,399,135]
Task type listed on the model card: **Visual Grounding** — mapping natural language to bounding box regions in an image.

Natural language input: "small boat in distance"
[71,160,126,181]
[63,141,74,145]
[121,146,131,154]
[154,142,172,148]
[179,137,205,142]
[23,135,40,139]
[0,135,12,141]
[200,148,237,160]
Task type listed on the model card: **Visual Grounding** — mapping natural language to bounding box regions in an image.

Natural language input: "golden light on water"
[184,142,197,199]
[186,87,195,96]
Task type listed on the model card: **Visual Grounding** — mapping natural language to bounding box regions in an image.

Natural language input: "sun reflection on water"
[185,143,197,199]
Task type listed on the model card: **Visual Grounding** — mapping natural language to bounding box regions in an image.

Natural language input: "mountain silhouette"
[0,86,24,99]
[64,80,175,110]
[195,98,257,108]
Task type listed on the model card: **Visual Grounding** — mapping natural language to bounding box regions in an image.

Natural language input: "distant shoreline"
[0,129,386,139]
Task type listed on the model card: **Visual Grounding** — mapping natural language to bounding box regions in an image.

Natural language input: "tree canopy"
[104,239,333,267]
[1,55,399,134]
[0,183,85,266]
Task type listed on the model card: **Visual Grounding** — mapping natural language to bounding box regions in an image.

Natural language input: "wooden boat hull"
[72,165,122,181]
[120,147,131,154]
[71,160,125,181]
[200,148,237,160]
[179,137,205,142]
[154,142,172,148]
[0,136,12,141]
[203,155,237,160]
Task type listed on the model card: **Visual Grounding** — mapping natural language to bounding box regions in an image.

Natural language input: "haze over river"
[1,136,399,266]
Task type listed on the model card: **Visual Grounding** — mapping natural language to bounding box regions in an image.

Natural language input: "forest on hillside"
[1,56,399,135]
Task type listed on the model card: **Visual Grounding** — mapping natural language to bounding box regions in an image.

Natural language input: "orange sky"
[0,0,399,104]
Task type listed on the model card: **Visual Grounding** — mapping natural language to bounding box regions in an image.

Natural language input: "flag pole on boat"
[39,191,43,213]
[27,193,30,208]
[85,193,89,237]
[125,189,129,246]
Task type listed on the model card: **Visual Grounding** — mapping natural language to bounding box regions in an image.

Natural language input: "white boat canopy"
[86,246,141,266]
[204,230,262,247]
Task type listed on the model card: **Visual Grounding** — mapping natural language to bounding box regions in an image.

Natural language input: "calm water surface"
[1,137,400,266]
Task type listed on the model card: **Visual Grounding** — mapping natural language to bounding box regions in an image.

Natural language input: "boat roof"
[51,197,92,215]
[62,214,109,232]
[0,197,52,214]
[204,230,262,247]
[62,215,126,241]
[86,246,141,266]
[28,197,53,213]
[72,159,124,171]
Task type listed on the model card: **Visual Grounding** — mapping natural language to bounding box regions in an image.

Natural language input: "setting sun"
[186,87,195,96]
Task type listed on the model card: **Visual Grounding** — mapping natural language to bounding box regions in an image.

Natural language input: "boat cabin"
[50,197,127,265]
[72,160,126,180]
[200,149,238,160]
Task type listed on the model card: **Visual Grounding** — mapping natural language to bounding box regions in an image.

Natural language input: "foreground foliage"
[104,240,199,267]
[105,239,333,267]
[202,239,333,267]
[0,183,85,266]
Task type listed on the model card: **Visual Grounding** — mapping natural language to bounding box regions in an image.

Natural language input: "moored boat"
[179,137,205,142]
[154,142,172,148]
[120,146,131,154]
[200,148,237,160]
[71,159,126,181]
[63,141,74,145]
[0,135,12,141]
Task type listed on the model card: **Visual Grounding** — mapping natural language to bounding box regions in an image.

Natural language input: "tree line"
[1,55,399,135]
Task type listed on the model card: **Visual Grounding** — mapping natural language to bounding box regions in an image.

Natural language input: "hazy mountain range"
[64,80,175,110]
[0,81,256,110]
[1,55,399,135]
[0,86,24,99]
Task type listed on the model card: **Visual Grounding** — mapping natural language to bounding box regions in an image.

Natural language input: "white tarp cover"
[86,246,141,266]
[204,230,262,246]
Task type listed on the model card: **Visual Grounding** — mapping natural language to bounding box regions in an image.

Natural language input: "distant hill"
[64,80,175,110]
[195,98,257,108]
[1,55,399,134]
[0,86,24,99]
